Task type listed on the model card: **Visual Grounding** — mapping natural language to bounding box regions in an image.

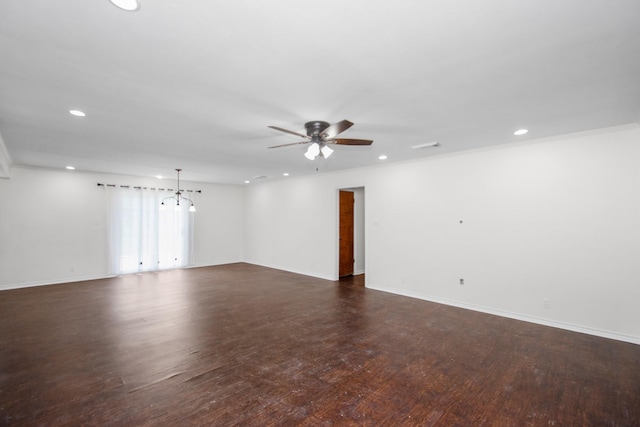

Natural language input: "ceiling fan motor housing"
[267,119,373,149]
[305,121,330,137]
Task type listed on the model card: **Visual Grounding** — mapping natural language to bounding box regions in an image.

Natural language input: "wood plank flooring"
[1,263,639,426]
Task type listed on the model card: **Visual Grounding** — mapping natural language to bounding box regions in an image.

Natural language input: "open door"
[339,190,354,277]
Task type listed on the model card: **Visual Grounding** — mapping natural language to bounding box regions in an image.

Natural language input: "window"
[108,187,193,274]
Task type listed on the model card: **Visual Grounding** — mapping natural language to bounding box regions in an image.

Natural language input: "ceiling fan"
[268,120,373,160]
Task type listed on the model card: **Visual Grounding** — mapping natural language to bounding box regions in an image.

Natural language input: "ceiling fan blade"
[327,138,374,146]
[321,120,354,138]
[268,141,309,149]
[268,125,310,139]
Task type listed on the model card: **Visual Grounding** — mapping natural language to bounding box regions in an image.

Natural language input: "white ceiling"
[1,0,639,184]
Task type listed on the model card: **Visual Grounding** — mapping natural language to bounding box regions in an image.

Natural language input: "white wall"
[243,174,337,280]
[0,167,244,289]
[244,125,640,343]
[2,126,638,343]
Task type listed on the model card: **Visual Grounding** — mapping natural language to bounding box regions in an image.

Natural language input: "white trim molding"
[0,274,117,292]
[367,283,640,346]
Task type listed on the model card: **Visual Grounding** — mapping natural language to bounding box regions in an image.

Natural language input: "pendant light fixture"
[160,168,196,212]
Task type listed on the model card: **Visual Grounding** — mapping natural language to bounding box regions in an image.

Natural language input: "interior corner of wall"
[0,131,13,179]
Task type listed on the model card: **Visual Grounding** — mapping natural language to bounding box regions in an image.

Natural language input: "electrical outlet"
[543,299,551,309]
[460,278,464,285]
[69,266,75,272]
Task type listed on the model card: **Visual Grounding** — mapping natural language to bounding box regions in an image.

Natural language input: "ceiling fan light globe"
[321,145,334,158]
[309,142,320,156]
[109,0,140,11]
[304,142,321,160]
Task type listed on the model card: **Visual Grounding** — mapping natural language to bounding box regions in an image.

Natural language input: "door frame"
[335,186,365,280]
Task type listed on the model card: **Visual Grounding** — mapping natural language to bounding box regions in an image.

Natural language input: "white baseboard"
[366,283,640,346]
[0,274,116,292]
[0,261,243,291]
[244,261,335,281]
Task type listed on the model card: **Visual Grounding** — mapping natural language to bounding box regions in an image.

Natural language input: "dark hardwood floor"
[1,264,638,426]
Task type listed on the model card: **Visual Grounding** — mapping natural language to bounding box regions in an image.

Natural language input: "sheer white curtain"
[107,186,194,275]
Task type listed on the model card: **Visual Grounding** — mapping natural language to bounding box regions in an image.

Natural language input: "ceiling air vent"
[411,141,440,149]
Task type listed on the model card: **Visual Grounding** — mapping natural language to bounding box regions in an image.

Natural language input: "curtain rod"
[97,183,202,193]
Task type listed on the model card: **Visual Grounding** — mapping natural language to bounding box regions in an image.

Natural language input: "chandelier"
[160,168,196,212]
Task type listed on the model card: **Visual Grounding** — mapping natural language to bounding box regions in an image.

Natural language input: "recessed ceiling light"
[378,155,388,160]
[109,0,140,11]
[66,166,75,170]
[514,129,528,136]
[69,110,86,117]
[283,172,290,177]
[156,175,163,179]
[244,180,250,184]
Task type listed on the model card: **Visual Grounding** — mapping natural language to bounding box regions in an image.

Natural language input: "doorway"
[338,187,365,278]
